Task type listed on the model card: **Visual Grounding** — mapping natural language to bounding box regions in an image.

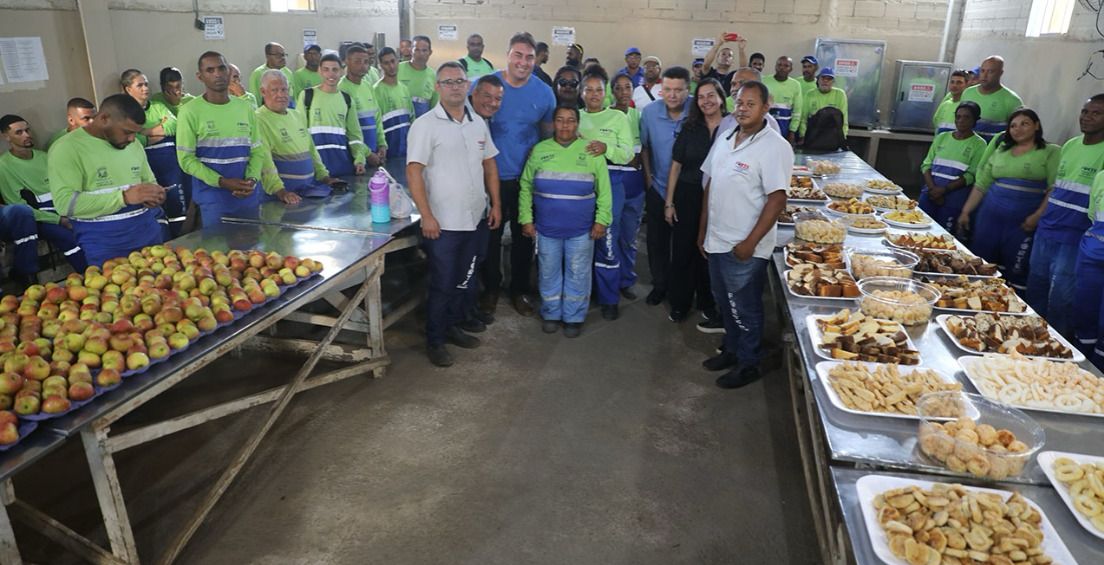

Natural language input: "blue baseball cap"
[970,66,981,75]
[625,47,641,56]
[801,55,818,66]
[817,67,835,78]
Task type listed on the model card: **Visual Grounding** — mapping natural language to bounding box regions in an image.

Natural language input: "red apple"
[0,422,18,445]
[22,356,49,381]
[41,396,70,414]
[0,372,23,394]
[68,381,95,401]
[96,368,122,388]
[0,410,16,427]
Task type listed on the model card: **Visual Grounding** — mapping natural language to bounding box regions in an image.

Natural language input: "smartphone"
[330,180,349,192]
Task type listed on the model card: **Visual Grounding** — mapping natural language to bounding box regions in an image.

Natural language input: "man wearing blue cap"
[800,67,849,149]
[618,47,645,88]
[800,55,819,97]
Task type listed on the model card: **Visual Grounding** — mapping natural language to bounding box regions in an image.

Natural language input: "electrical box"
[889,60,953,133]
[814,38,886,129]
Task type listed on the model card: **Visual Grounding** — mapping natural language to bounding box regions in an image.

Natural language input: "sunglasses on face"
[557,79,579,88]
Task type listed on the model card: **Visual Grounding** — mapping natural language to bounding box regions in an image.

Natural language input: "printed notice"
[551,27,575,46]
[834,58,859,78]
[437,25,458,41]
[691,38,715,57]
[908,82,936,103]
[0,37,48,83]
[303,29,317,49]
[203,16,225,41]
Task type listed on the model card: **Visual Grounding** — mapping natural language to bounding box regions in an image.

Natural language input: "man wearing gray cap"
[632,56,664,110]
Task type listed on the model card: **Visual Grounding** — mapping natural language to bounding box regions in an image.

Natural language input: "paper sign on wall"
[303,29,317,49]
[834,58,859,78]
[551,27,575,46]
[691,38,715,57]
[203,16,225,41]
[908,82,936,103]
[437,25,458,41]
[0,37,48,83]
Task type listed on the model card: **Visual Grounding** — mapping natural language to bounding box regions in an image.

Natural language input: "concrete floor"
[10,261,820,564]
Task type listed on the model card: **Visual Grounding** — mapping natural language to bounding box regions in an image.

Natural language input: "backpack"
[459,57,493,73]
[302,87,353,116]
[802,107,848,152]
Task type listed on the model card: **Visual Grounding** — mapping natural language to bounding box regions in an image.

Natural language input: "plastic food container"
[858,276,939,325]
[848,248,920,280]
[794,211,846,244]
[917,391,1044,480]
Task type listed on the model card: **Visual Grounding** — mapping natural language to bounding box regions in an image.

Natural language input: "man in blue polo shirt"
[478,31,557,317]
[640,66,691,308]
[618,47,645,88]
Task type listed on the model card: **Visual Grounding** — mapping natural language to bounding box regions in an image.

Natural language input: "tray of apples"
[0,245,324,426]
[0,410,36,452]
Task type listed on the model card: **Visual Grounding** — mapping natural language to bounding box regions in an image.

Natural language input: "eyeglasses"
[437,79,468,87]
[556,79,579,88]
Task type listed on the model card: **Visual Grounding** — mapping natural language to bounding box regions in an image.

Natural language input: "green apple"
[0,372,24,394]
[126,352,150,371]
[13,394,39,416]
[168,332,189,351]
[76,350,101,368]
[22,356,50,381]
[68,363,92,383]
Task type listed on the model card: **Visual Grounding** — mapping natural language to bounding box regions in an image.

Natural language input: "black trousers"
[480,179,534,296]
[645,188,671,293]
[667,181,713,314]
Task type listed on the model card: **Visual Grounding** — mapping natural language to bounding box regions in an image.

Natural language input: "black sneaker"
[542,320,560,334]
[645,288,666,305]
[479,292,499,314]
[716,366,763,389]
[620,287,638,300]
[563,323,583,338]
[702,351,739,371]
[600,304,619,320]
[459,318,487,333]
[696,317,724,334]
[427,344,454,367]
[668,309,687,322]
[446,326,481,349]
[472,309,495,325]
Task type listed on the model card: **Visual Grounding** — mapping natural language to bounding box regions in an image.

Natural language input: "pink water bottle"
[369,171,390,223]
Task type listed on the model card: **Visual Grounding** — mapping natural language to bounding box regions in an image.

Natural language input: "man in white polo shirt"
[407,62,502,367]
[698,79,792,389]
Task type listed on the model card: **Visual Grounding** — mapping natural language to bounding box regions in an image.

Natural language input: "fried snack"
[866,179,903,193]
[790,175,814,189]
[828,197,875,215]
[816,309,920,364]
[887,232,958,251]
[872,483,1051,565]
[807,159,841,175]
[861,290,933,326]
[850,252,916,280]
[945,314,1073,359]
[915,250,999,277]
[964,354,1104,415]
[847,216,888,231]
[867,194,918,210]
[786,265,859,298]
[785,242,846,269]
[921,276,1028,313]
[919,416,1032,479]
[786,186,829,201]
[795,217,846,244]
[822,182,865,198]
[1052,457,1104,532]
[777,206,820,224]
[828,363,957,414]
[884,210,931,226]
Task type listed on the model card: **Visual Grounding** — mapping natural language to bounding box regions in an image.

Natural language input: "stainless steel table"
[774,151,1104,564]
[831,466,1104,564]
[0,223,398,564]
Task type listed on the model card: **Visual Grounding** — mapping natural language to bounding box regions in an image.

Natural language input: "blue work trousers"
[38,222,87,272]
[593,174,625,305]
[1026,234,1079,339]
[918,186,969,233]
[0,205,39,277]
[709,253,768,368]
[538,232,594,323]
[423,227,481,346]
[619,191,645,291]
[969,189,1041,291]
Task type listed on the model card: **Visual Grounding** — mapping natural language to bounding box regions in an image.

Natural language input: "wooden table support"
[156,273,375,564]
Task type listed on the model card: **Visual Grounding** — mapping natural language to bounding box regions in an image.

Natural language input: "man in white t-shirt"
[698,79,792,389]
[407,62,502,367]
[632,56,664,109]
